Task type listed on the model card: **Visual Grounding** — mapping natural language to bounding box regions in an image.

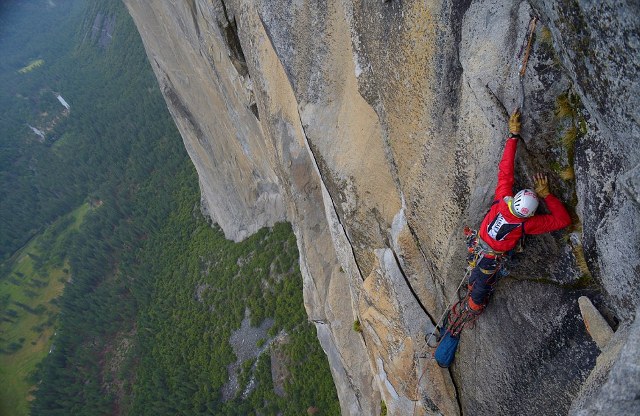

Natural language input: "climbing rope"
[424,267,471,348]
[517,15,539,110]
[518,16,539,78]
[412,260,470,416]
[423,226,482,349]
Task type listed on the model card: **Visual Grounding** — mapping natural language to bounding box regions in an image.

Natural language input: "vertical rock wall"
[124,0,639,414]
[530,0,640,320]
[124,0,286,242]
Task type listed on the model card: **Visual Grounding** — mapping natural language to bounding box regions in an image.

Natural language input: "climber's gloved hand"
[533,173,550,198]
[509,109,521,136]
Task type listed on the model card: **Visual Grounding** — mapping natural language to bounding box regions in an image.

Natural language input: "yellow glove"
[509,109,521,136]
[534,173,550,198]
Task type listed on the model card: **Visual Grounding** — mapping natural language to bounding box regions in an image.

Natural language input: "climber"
[433,109,573,368]
[466,109,572,313]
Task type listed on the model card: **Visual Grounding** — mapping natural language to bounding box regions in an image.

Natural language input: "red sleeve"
[495,138,518,199]
[523,194,572,234]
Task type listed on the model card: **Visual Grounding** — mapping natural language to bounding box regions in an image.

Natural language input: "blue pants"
[468,256,501,308]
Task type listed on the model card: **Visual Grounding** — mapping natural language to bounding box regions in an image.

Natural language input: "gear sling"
[433,224,521,368]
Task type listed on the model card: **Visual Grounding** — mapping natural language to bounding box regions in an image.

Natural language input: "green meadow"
[0,203,90,416]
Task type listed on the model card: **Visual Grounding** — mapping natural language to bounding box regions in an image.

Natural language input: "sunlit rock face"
[124,0,639,414]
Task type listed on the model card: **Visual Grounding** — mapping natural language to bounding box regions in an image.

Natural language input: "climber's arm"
[494,110,521,199]
[494,138,518,199]
[524,194,572,234]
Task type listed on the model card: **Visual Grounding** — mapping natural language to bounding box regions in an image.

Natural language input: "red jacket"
[478,137,571,252]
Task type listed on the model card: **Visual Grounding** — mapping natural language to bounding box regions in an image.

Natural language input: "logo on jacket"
[487,213,522,241]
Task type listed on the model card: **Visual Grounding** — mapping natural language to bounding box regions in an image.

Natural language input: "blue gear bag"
[434,330,460,368]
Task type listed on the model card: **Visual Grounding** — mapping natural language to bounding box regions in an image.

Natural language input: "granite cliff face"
[123,0,639,414]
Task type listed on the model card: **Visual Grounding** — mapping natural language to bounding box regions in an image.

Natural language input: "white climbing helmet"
[511,189,538,218]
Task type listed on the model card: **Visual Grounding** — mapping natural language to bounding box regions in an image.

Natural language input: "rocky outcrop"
[569,305,640,416]
[124,0,639,414]
[578,296,614,349]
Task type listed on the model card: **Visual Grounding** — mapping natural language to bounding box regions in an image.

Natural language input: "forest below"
[0,1,338,415]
